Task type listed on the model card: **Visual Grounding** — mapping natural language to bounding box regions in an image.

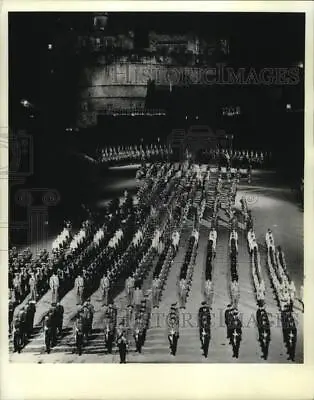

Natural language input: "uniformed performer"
[25,300,36,338]
[49,303,59,346]
[208,227,217,254]
[152,276,161,308]
[125,274,135,307]
[256,306,271,360]
[229,229,238,255]
[9,298,14,333]
[29,272,38,302]
[104,308,116,354]
[134,286,143,311]
[265,228,274,249]
[204,279,214,307]
[256,281,266,306]
[12,312,23,353]
[74,273,84,305]
[178,278,187,309]
[260,318,271,360]
[100,272,111,306]
[73,312,84,355]
[224,304,234,342]
[287,319,297,362]
[133,316,145,353]
[287,277,296,309]
[55,302,64,336]
[126,304,134,329]
[106,303,118,324]
[49,270,60,304]
[230,280,240,308]
[116,322,128,364]
[167,303,180,356]
[171,230,180,254]
[198,301,211,339]
[13,272,22,303]
[230,312,242,358]
[83,299,94,337]
[192,228,199,247]
[43,313,53,354]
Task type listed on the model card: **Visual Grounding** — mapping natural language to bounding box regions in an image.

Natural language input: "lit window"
[48,44,53,50]
[21,99,30,107]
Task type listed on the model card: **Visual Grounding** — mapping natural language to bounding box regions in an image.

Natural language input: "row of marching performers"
[167,224,208,357]
[265,229,298,361]
[185,172,223,357]
[240,196,254,231]
[201,148,270,167]
[247,228,271,360]
[98,144,171,164]
[145,168,205,354]
[198,226,217,358]
[150,189,195,310]
[226,228,242,358]
[200,177,240,357]
[9,222,73,316]
[266,229,297,310]
[176,166,213,313]
[247,225,298,361]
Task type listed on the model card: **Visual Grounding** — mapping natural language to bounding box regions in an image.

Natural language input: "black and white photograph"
[7,10,306,365]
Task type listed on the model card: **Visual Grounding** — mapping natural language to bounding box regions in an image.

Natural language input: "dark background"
[9,12,305,240]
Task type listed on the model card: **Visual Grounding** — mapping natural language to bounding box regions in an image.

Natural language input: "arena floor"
[9,168,303,363]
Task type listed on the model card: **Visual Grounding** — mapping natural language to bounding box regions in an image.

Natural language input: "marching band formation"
[9,156,301,363]
[97,144,270,171]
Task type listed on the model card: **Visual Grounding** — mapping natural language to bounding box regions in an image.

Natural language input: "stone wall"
[77,61,217,128]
